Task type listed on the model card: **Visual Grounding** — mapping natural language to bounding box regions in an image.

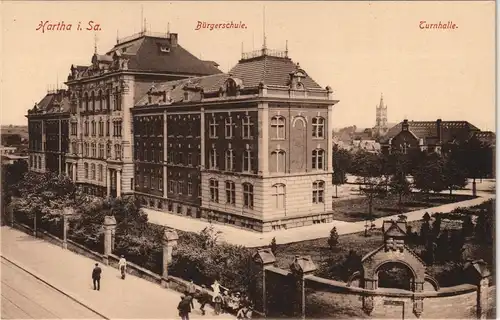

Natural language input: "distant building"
[26,89,70,174]
[0,146,17,155]
[380,119,495,154]
[2,154,29,165]
[372,94,389,137]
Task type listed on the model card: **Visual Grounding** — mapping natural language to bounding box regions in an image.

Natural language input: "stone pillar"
[472,179,477,197]
[62,207,74,250]
[116,169,122,197]
[103,216,117,265]
[200,108,205,169]
[290,256,317,319]
[252,248,277,316]
[477,277,489,319]
[163,110,168,197]
[161,228,179,288]
[257,102,269,176]
[106,168,111,197]
[72,163,77,181]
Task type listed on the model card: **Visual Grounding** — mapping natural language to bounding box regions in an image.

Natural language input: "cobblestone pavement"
[1,227,234,320]
[145,180,495,247]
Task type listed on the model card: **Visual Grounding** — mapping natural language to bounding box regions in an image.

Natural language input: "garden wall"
[257,263,494,319]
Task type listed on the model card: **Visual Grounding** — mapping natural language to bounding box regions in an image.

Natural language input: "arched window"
[271,150,286,173]
[312,117,325,138]
[312,149,325,170]
[312,180,325,204]
[84,92,89,111]
[97,90,103,110]
[91,143,96,158]
[91,92,95,112]
[91,164,96,180]
[225,181,236,205]
[225,149,234,171]
[209,179,219,202]
[209,148,218,169]
[272,184,286,209]
[243,183,254,209]
[271,116,286,139]
[84,162,89,179]
[105,89,110,110]
[243,148,254,172]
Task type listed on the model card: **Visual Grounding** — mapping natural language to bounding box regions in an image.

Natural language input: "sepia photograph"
[0,1,496,319]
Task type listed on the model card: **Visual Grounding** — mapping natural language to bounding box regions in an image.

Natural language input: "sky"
[1,1,496,131]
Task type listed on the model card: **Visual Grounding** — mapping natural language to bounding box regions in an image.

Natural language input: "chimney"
[402,119,409,131]
[436,119,442,142]
[169,33,178,47]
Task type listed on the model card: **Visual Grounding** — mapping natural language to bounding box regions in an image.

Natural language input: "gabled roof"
[382,120,481,144]
[229,55,323,89]
[29,90,71,115]
[105,35,222,75]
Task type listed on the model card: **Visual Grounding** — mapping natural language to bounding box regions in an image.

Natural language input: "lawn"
[331,192,475,222]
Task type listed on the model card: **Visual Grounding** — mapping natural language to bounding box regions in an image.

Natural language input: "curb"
[1,255,110,320]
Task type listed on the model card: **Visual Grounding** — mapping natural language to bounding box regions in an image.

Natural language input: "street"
[1,257,103,319]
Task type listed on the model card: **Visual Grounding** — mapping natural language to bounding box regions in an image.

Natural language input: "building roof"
[135,50,329,107]
[135,73,231,106]
[229,54,323,89]
[104,33,222,75]
[28,90,71,115]
[470,131,496,146]
[381,120,481,144]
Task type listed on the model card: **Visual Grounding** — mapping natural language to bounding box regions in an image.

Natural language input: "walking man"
[196,285,211,316]
[177,295,191,320]
[118,255,127,279]
[187,280,196,309]
[92,263,102,291]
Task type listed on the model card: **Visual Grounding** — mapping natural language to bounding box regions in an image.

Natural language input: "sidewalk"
[0,227,233,320]
[145,180,495,247]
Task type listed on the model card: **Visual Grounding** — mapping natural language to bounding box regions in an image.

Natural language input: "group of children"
[178,280,253,319]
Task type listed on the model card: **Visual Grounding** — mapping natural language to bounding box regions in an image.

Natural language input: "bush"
[327,227,339,250]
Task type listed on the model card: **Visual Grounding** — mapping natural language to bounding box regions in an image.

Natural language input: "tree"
[442,155,468,196]
[420,212,432,244]
[388,172,412,215]
[353,151,384,223]
[332,145,351,198]
[453,138,494,195]
[327,227,339,250]
[413,153,446,196]
[432,215,442,239]
[461,215,474,238]
[270,237,277,256]
[340,250,362,281]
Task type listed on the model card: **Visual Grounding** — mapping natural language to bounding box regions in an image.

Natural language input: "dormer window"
[160,46,170,53]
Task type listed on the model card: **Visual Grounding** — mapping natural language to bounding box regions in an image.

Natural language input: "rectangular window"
[187,153,192,166]
[243,150,254,172]
[187,182,193,195]
[243,183,254,208]
[242,116,253,139]
[178,152,184,165]
[225,117,233,138]
[312,181,325,204]
[84,163,89,179]
[209,179,219,202]
[225,181,235,205]
[209,118,218,138]
[178,181,184,194]
[169,180,175,193]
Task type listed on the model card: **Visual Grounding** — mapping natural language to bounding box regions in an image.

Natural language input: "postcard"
[0,1,496,319]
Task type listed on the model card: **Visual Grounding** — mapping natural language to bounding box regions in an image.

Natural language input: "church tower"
[374,93,388,137]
